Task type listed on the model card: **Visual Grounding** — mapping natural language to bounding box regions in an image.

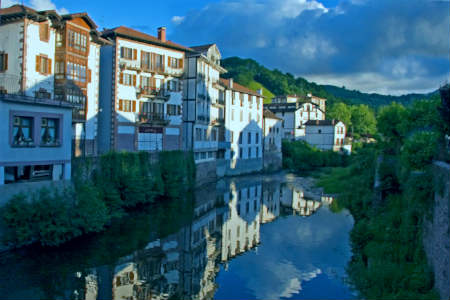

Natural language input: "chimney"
[229,78,233,89]
[257,88,263,96]
[157,27,166,42]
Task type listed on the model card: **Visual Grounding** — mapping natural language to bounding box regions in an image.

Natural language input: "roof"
[219,78,263,97]
[61,12,97,29]
[304,119,343,126]
[102,26,193,52]
[272,94,327,102]
[0,4,37,15]
[263,109,282,120]
[190,44,215,53]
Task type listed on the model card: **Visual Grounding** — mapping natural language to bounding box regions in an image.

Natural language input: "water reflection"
[0,174,353,300]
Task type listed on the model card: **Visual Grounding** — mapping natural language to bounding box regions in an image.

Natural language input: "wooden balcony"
[137,112,169,125]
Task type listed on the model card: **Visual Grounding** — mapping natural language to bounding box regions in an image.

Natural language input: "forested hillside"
[221,57,436,107]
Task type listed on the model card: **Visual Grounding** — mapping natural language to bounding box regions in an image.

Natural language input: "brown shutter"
[4,54,7,70]
[47,58,52,74]
[133,75,136,86]
[119,73,123,84]
[139,101,143,113]
[162,55,165,72]
[140,51,144,69]
[132,101,136,112]
[179,58,183,69]
[87,69,92,83]
[118,99,123,111]
[133,49,137,60]
[36,56,41,72]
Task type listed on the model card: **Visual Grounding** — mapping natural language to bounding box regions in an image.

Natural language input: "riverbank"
[0,151,196,249]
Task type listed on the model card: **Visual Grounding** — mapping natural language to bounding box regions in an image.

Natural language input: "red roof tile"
[102,26,193,52]
[219,78,263,97]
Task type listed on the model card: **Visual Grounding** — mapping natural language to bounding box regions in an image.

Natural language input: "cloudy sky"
[2,0,449,95]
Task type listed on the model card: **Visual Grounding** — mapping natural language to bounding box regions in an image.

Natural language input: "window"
[39,23,49,42]
[212,129,217,141]
[0,53,8,72]
[66,61,86,82]
[121,73,135,86]
[231,109,234,121]
[318,129,322,134]
[167,104,181,115]
[56,32,63,47]
[248,132,251,144]
[248,112,251,122]
[248,147,251,158]
[120,47,135,60]
[201,152,206,159]
[41,118,59,146]
[168,56,183,69]
[168,79,179,92]
[240,111,243,122]
[239,134,242,144]
[68,30,88,52]
[36,55,51,75]
[256,146,259,157]
[12,116,33,146]
[256,133,259,144]
[239,148,243,158]
[141,51,164,72]
[118,99,136,112]
[240,93,244,106]
[231,131,234,143]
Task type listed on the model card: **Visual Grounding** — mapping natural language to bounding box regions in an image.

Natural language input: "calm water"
[0,173,356,300]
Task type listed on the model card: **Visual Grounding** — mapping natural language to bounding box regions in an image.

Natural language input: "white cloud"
[171,0,449,95]
[29,0,68,14]
[171,15,185,25]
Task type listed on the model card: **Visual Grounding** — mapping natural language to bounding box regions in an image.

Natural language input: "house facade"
[266,94,326,140]
[218,78,264,176]
[98,26,188,153]
[263,109,283,171]
[0,5,106,157]
[304,119,348,151]
[182,44,226,183]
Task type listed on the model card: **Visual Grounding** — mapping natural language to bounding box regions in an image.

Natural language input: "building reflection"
[77,177,325,300]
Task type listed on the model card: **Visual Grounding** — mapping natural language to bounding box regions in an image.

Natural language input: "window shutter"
[119,73,123,84]
[87,69,91,83]
[118,99,123,111]
[162,55,165,72]
[132,101,136,112]
[36,56,41,72]
[4,54,7,70]
[133,49,137,60]
[47,58,52,74]
[133,75,136,86]
[179,58,183,69]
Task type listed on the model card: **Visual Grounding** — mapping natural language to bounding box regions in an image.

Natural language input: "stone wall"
[263,151,282,172]
[423,161,450,300]
[196,160,217,187]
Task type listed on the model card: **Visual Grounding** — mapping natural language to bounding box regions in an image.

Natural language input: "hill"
[221,57,435,107]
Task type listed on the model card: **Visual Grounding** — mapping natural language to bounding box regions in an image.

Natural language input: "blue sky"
[2,0,449,95]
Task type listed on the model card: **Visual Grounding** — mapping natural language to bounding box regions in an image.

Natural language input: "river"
[0,173,356,300]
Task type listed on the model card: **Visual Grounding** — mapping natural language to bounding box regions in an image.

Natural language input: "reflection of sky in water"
[214,206,355,300]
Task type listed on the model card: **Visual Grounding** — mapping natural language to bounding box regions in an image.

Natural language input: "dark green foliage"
[438,84,450,135]
[282,140,349,172]
[3,151,196,247]
[401,132,439,171]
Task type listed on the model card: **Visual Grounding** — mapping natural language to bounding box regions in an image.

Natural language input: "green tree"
[350,104,377,138]
[327,102,352,127]
[377,102,409,143]
[401,131,438,170]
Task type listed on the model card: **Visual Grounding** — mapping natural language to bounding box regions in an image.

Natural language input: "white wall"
[0,21,23,93]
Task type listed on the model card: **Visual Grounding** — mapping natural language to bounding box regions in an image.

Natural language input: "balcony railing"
[137,112,168,124]
[0,74,74,108]
[138,87,169,99]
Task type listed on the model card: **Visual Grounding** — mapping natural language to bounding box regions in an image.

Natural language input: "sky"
[1,0,449,95]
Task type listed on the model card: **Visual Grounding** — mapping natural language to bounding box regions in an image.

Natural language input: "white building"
[263,109,283,171]
[182,44,226,184]
[218,78,264,176]
[305,119,348,152]
[0,5,106,157]
[266,94,326,140]
[98,26,188,153]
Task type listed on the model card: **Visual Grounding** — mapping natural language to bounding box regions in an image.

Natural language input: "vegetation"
[315,87,449,299]
[282,140,349,173]
[221,56,436,108]
[1,151,196,248]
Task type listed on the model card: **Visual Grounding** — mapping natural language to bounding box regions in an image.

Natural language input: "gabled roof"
[190,43,215,53]
[219,78,263,97]
[304,119,343,126]
[102,26,194,52]
[0,4,37,15]
[263,109,282,120]
[61,12,97,29]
